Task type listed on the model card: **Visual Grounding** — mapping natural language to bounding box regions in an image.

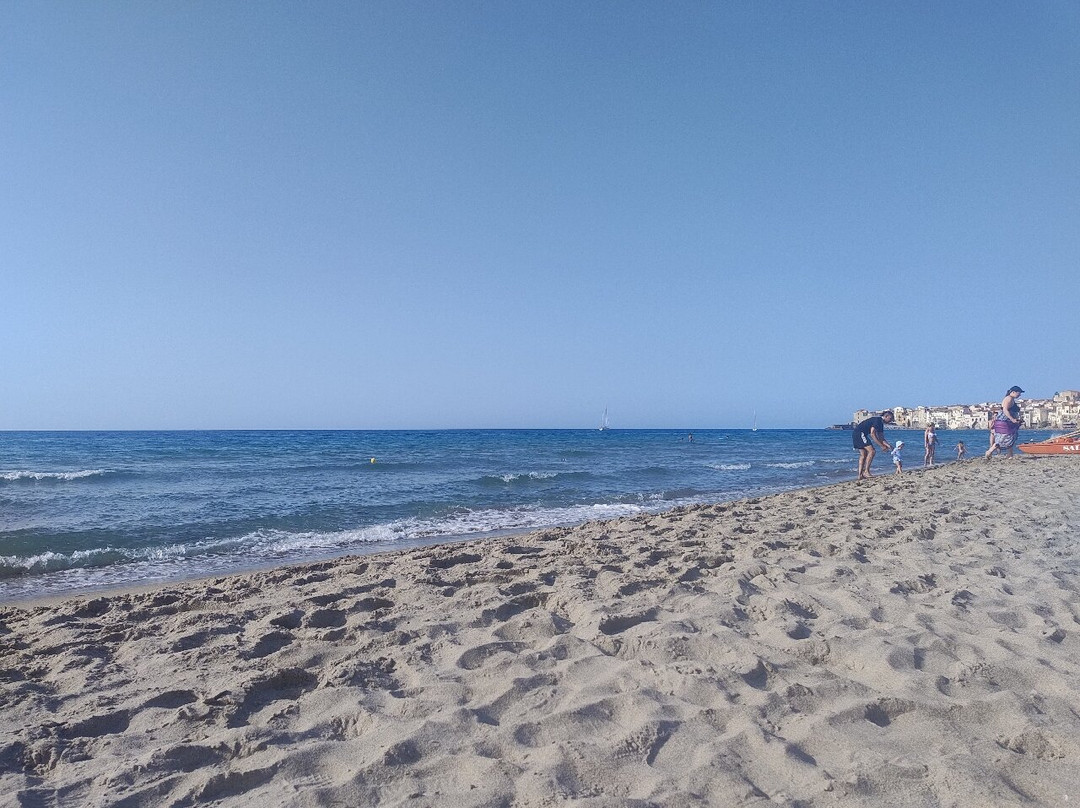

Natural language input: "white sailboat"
[752,411,758,432]
[599,407,610,431]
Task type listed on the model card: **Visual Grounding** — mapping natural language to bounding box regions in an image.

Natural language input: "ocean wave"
[764,461,815,469]
[0,526,395,581]
[477,471,589,486]
[707,463,751,471]
[0,500,654,587]
[0,546,129,576]
[0,469,108,483]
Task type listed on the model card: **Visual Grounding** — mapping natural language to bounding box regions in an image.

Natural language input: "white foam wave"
[0,546,119,572]
[707,463,751,471]
[497,471,561,483]
[392,502,652,540]
[1,469,107,482]
[765,461,814,469]
[0,499,660,583]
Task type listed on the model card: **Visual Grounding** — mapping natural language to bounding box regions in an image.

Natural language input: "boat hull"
[1018,442,1080,455]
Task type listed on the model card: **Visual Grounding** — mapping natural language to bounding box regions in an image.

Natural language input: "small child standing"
[891,440,905,474]
[956,441,967,461]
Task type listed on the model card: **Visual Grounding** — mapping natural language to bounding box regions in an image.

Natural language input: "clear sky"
[3,2,1078,430]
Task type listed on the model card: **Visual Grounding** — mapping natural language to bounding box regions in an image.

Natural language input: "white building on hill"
[852,391,1080,430]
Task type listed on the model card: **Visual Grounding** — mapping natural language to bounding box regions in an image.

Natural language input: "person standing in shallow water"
[924,423,938,467]
[986,386,1024,459]
[987,406,999,451]
[853,410,894,479]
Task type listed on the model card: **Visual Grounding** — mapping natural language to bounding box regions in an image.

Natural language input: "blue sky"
[3,2,1078,429]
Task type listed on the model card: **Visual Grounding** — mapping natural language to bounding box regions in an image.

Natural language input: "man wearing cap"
[986,386,1024,459]
[853,410,894,479]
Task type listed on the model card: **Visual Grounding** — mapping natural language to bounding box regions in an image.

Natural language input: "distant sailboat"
[599,407,610,431]
[752,411,758,432]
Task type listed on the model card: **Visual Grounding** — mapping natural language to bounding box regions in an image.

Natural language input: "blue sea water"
[0,428,1056,602]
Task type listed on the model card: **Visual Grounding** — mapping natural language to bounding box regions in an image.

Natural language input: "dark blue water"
[0,428,1055,601]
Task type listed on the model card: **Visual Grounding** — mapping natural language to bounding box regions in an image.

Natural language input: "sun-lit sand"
[2,457,1079,806]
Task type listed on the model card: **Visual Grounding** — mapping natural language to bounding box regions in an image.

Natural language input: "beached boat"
[1018,430,1080,455]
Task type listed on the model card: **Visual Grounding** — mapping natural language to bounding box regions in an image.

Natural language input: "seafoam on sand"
[1,457,1079,806]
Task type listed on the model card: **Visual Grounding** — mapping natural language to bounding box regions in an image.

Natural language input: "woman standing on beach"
[924,424,938,467]
[986,386,1024,459]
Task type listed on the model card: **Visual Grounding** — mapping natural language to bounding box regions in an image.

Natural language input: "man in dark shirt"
[853,410,895,479]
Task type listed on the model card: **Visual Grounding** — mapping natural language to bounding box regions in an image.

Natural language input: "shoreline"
[3,457,1079,805]
[0,450,994,609]
[1,428,1058,608]
[0,475,928,611]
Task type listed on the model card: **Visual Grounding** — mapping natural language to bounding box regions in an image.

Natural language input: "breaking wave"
[478,471,591,486]
[1,469,108,483]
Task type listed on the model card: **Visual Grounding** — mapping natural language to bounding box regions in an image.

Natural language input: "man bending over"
[853,410,894,480]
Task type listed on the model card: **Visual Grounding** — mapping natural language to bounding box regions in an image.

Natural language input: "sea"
[0,428,1057,603]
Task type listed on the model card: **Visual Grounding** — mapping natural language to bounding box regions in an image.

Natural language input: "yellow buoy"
[370,458,376,464]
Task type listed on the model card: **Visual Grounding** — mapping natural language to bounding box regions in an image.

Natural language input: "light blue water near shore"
[0,428,1057,602]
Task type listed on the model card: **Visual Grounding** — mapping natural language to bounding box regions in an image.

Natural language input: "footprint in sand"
[1044,627,1067,643]
[996,730,1066,760]
[269,609,304,629]
[306,593,346,607]
[141,689,199,709]
[60,710,131,739]
[613,720,680,765]
[830,697,916,728]
[428,552,483,570]
[951,589,975,608]
[224,667,318,728]
[598,607,660,636]
[383,739,422,766]
[617,579,664,597]
[500,580,542,597]
[505,545,546,557]
[170,625,241,652]
[191,765,279,802]
[243,630,294,660]
[148,742,223,773]
[457,641,528,670]
[305,609,347,629]
[323,656,399,689]
[353,596,395,612]
[739,657,773,691]
[484,594,549,624]
[786,623,812,640]
[890,574,938,595]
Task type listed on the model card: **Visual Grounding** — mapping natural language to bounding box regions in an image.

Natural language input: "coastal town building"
[853,390,1080,431]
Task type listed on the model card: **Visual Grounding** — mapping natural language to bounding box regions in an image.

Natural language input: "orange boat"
[1018,430,1080,455]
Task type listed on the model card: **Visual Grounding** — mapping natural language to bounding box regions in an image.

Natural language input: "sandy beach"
[2,457,1079,807]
